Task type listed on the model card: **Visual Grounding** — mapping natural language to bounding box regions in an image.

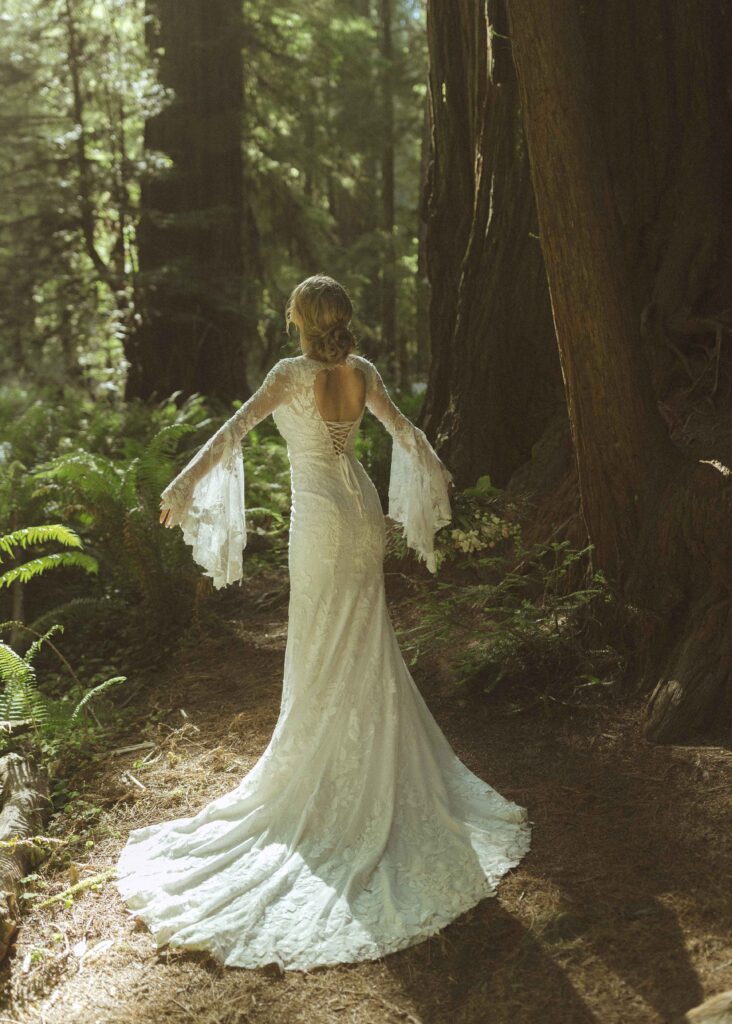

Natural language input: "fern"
[23,624,65,666]
[136,423,197,494]
[27,596,127,636]
[32,452,123,500]
[32,432,198,618]
[0,524,84,560]
[0,641,33,685]
[0,642,48,725]
[0,552,98,588]
[70,675,127,722]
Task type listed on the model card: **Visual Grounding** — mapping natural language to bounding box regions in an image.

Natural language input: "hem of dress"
[114,817,532,973]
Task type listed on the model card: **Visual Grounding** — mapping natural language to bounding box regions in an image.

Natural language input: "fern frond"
[0,552,99,588]
[0,620,25,634]
[27,596,127,636]
[70,675,127,722]
[0,524,84,561]
[23,624,65,666]
[0,676,48,725]
[137,423,197,492]
[0,642,34,684]
[0,637,48,725]
[32,452,123,502]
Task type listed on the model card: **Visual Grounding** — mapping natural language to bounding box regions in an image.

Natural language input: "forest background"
[0,2,731,1021]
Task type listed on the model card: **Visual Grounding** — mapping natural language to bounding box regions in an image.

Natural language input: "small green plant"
[0,523,126,758]
[31,426,195,610]
[393,475,622,703]
[0,618,127,756]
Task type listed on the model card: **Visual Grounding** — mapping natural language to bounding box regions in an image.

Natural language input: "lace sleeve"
[364,360,453,573]
[160,359,292,589]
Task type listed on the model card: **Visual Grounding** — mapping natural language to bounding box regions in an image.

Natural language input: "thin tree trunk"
[415,87,431,374]
[379,0,400,384]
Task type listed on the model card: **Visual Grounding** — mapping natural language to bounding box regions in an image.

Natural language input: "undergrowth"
[390,475,625,708]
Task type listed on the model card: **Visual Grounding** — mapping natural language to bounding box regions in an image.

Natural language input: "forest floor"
[1,562,731,1024]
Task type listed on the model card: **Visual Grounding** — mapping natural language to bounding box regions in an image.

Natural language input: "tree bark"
[125,0,250,404]
[415,88,431,373]
[421,0,563,487]
[506,0,732,741]
[0,753,51,960]
[379,0,401,385]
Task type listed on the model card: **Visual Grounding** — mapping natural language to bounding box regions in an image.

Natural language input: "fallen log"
[0,752,52,961]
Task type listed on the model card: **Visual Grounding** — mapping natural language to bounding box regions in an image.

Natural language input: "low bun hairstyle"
[285,274,357,364]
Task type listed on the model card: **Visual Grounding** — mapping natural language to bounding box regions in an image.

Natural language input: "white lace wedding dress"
[115,353,531,970]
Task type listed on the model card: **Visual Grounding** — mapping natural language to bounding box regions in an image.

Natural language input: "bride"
[115,273,531,971]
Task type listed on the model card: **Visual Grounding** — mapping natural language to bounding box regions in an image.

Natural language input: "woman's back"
[312,359,367,422]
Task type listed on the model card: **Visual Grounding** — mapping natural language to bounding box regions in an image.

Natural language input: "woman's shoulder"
[263,355,301,381]
[347,352,379,381]
[282,352,377,373]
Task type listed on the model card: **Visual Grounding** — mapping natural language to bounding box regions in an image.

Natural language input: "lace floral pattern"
[116,353,531,971]
[159,360,292,589]
[359,358,453,572]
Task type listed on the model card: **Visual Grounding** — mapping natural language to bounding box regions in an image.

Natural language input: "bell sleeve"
[160,359,292,589]
[364,360,453,573]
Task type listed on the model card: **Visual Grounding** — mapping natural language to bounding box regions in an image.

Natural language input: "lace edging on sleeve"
[362,358,453,573]
[160,359,291,589]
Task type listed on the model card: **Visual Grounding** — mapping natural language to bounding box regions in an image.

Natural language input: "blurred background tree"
[0,0,429,402]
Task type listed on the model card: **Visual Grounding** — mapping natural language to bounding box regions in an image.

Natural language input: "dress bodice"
[160,351,453,587]
[271,354,367,461]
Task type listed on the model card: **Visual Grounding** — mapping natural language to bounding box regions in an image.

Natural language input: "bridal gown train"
[115,352,532,970]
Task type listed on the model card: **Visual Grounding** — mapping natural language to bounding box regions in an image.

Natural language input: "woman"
[115,274,531,971]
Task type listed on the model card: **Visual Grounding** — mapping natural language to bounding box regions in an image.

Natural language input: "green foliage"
[0,637,48,725]
[0,522,98,589]
[30,422,201,620]
[240,425,293,555]
[394,480,623,703]
[245,0,429,352]
[0,524,84,558]
[0,0,160,391]
[0,520,128,757]
[0,552,98,589]
[68,675,126,724]
[0,618,127,760]
[1,0,429,389]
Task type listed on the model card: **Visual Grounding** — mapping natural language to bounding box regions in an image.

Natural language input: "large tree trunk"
[420,0,563,488]
[125,0,250,404]
[506,0,732,742]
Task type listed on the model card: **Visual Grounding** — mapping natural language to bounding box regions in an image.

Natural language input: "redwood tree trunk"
[420,0,563,488]
[506,0,732,741]
[125,0,250,404]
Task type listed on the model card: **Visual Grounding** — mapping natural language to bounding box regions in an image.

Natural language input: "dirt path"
[2,567,731,1024]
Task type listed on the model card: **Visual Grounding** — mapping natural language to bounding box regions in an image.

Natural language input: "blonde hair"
[285,274,357,364]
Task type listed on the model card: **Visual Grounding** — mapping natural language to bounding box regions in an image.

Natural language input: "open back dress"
[114,353,532,971]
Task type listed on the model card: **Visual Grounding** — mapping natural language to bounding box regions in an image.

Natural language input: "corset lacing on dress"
[323,419,365,517]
